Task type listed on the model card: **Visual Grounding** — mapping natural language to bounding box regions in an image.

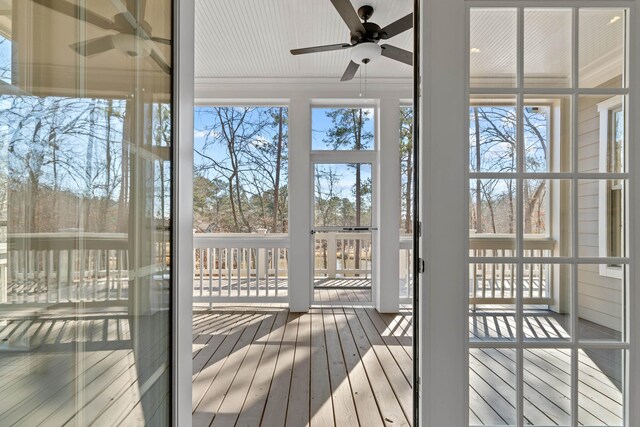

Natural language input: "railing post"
[327,233,337,279]
[0,260,6,304]
[377,97,401,313]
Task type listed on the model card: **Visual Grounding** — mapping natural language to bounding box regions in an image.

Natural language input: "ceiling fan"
[290,0,413,81]
[31,0,170,74]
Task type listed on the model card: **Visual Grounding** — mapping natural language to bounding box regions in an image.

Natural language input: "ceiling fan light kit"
[351,42,381,64]
[290,0,414,81]
[112,33,152,58]
[32,0,171,73]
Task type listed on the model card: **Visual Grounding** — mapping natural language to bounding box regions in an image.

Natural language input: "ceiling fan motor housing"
[350,22,382,44]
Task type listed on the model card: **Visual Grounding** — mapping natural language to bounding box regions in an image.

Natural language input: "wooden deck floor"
[194,303,623,427]
[469,308,623,426]
[0,306,170,426]
[192,304,413,427]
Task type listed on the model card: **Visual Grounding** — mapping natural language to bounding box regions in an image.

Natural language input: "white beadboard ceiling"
[469,8,624,81]
[196,1,625,83]
[195,0,414,79]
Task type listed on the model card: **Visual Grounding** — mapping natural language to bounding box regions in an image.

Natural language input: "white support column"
[421,0,466,425]
[288,99,312,312]
[377,98,401,313]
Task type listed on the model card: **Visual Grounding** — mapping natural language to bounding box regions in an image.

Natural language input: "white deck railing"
[193,233,290,302]
[313,232,373,278]
[0,232,554,307]
[469,236,555,305]
[400,236,413,300]
[4,233,130,304]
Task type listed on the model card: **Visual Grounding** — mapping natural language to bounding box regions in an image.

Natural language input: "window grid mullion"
[516,7,525,427]
[571,7,580,427]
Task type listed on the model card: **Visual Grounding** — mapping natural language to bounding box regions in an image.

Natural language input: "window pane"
[524,349,571,426]
[311,107,374,151]
[470,348,517,426]
[579,9,626,88]
[470,179,517,240]
[578,348,623,426]
[577,179,627,258]
[194,107,289,233]
[470,102,517,173]
[523,180,572,258]
[470,8,517,88]
[0,0,173,424]
[400,106,414,235]
[578,95,626,174]
[523,264,572,342]
[314,164,372,227]
[578,264,626,342]
[469,262,517,343]
[524,96,572,173]
[524,9,572,88]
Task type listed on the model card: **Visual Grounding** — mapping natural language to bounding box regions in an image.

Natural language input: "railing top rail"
[8,232,129,251]
[469,235,555,250]
[194,233,290,249]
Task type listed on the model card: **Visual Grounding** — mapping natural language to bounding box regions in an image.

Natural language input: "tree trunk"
[354,110,362,272]
[474,107,483,233]
[403,117,413,234]
[117,99,132,232]
[272,107,284,233]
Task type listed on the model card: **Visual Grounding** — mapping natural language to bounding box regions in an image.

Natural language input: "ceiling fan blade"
[380,44,413,66]
[291,43,351,55]
[340,60,360,82]
[125,0,146,20]
[379,13,413,40]
[149,50,171,74]
[69,36,115,57]
[329,0,365,36]
[150,37,171,45]
[32,0,115,30]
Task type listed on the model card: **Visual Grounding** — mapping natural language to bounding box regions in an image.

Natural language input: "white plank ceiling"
[194,0,414,80]
[196,1,625,83]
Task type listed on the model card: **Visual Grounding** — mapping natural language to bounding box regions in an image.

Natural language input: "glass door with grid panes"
[467,6,630,427]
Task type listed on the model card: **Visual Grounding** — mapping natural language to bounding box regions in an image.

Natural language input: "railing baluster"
[481,253,486,300]
[199,248,204,297]
[539,261,544,298]
[528,255,534,299]
[217,248,222,297]
[275,248,279,296]
[501,250,506,300]
[118,250,124,300]
[227,248,232,297]
[67,250,73,302]
[236,248,241,297]
[246,248,250,296]
[93,250,99,301]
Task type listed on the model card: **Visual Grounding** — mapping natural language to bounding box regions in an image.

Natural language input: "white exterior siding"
[577,76,624,332]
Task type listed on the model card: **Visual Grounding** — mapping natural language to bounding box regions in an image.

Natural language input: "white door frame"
[173,0,195,425]
[419,0,467,425]
[309,150,378,306]
[173,0,640,426]
[417,1,640,426]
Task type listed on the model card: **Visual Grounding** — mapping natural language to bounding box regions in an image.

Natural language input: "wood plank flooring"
[0,306,170,426]
[194,303,623,427]
[192,304,413,427]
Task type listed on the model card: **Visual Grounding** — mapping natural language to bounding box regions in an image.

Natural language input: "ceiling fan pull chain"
[364,63,367,100]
